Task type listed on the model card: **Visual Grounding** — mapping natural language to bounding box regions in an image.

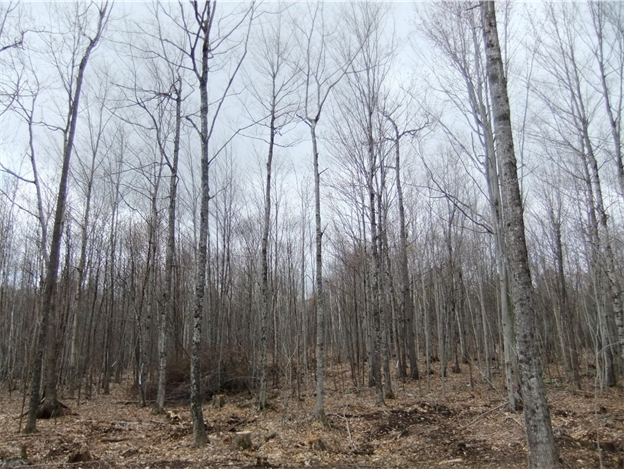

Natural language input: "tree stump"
[67,450,92,464]
[310,438,327,451]
[36,398,69,419]
[232,432,253,451]
[210,394,225,409]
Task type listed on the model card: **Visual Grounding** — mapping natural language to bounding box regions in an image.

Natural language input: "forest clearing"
[1,364,622,469]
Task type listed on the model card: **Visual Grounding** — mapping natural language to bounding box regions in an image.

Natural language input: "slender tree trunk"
[156,83,182,414]
[299,192,307,397]
[422,269,431,391]
[68,153,96,397]
[393,131,418,380]
[311,121,326,420]
[377,164,393,398]
[190,2,213,447]
[591,2,624,200]
[367,124,384,406]
[482,90,518,410]
[581,115,622,383]
[25,5,108,432]
[434,270,446,396]
[551,213,580,390]
[102,148,122,396]
[477,270,492,384]
[259,96,277,411]
[137,176,161,408]
[481,3,560,467]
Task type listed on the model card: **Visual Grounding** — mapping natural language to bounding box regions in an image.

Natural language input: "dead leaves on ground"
[0,371,622,468]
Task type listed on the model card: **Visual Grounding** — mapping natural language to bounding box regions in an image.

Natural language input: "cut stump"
[232,431,253,451]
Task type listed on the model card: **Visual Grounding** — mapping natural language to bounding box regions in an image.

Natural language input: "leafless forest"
[0,2,623,468]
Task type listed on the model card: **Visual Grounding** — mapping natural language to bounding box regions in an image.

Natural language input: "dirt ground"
[1,365,622,469]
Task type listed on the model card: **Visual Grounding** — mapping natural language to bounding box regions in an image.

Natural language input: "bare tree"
[529,2,621,386]
[381,99,428,381]
[481,2,559,467]
[156,79,182,413]
[0,1,29,116]
[67,81,113,397]
[25,1,110,433]
[177,0,254,446]
[243,3,300,410]
[341,2,397,405]
[420,1,519,408]
[294,1,360,419]
[588,1,624,363]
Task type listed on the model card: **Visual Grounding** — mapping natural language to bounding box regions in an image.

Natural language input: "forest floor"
[0,364,622,469]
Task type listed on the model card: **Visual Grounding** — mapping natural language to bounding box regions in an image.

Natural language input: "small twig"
[344,414,356,452]
[504,414,524,428]
[459,402,508,429]
[333,406,357,452]
[17,461,103,467]
[255,431,278,450]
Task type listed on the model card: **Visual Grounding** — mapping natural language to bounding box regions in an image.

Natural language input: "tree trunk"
[258,94,276,411]
[551,209,581,390]
[25,4,108,433]
[480,69,519,409]
[477,270,492,384]
[481,2,560,467]
[156,81,182,414]
[377,164,393,399]
[68,148,97,398]
[393,128,418,379]
[367,123,384,407]
[311,120,326,420]
[422,269,431,392]
[189,1,213,447]
[591,7,624,363]
[579,106,622,384]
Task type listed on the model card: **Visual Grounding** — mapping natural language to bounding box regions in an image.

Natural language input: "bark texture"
[189,0,214,447]
[312,121,326,420]
[156,81,182,414]
[258,92,276,411]
[481,2,560,468]
[393,129,418,380]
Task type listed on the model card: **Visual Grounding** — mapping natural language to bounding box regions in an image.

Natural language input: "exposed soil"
[1,365,622,468]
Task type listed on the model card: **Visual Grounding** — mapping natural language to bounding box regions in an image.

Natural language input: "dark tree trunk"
[156,80,182,414]
[258,94,276,411]
[24,4,108,433]
[392,126,419,380]
[367,125,384,407]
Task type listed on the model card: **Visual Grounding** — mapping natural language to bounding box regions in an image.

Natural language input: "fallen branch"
[330,406,357,452]
[11,461,102,467]
[504,414,524,428]
[254,431,278,450]
[459,402,508,429]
